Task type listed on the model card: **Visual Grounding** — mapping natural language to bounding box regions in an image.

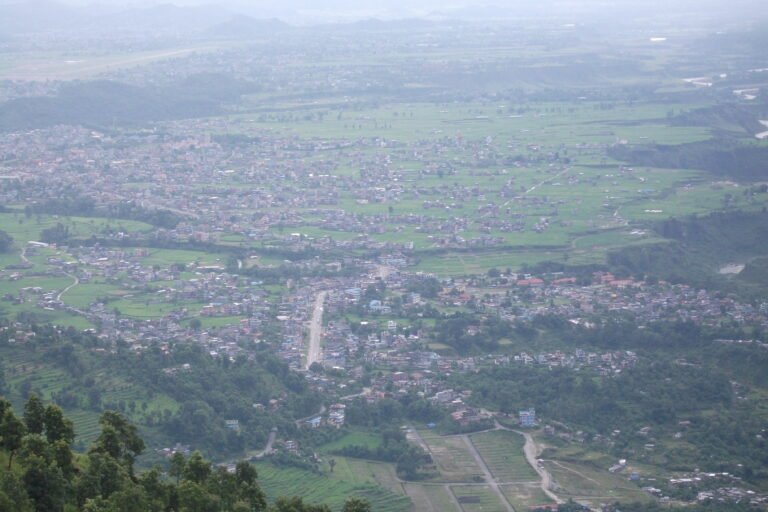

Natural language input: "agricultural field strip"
[411,428,563,512]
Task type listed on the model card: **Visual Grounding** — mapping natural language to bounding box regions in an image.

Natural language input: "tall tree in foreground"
[0,408,26,469]
[342,497,372,512]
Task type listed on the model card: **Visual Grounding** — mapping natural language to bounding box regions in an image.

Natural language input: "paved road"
[294,404,327,428]
[262,429,277,456]
[305,291,327,370]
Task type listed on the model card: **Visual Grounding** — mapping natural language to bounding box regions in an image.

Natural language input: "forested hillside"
[0,396,373,512]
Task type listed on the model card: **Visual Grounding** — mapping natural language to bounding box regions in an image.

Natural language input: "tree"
[92,411,145,477]
[1,408,27,469]
[0,229,13,253]
[178,480,219,512]
[39,223,70,244]
[23,394,46,435]
[183,451,211,484]
[43,404,75,445]
[271,496,332,512]
[0,472,34,512]
[229,461,266,511]
[0,397,10,419]
[104,485,151,512]
[169,452,186,484]
[51,440,75,481]
[138,467,170,510]
[22,455,67,512]
[77,452,129,505]
[342,497,372,512]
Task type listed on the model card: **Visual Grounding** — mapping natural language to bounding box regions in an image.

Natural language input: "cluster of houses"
[302,403,346,429]
[0,107,614,256]
[495,349,639,374]
[436,271,768,329]
[642,470,768,507]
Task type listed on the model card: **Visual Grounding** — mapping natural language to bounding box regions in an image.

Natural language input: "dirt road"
[515,430,563,505]
[462,435,516,511]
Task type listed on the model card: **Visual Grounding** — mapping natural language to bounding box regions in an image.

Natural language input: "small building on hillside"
[519,408,537,427]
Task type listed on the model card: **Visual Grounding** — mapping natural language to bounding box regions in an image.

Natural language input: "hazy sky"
[3,0,767,25]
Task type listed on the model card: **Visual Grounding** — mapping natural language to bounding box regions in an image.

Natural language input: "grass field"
[470,430,539,483]
[0,213,153,245]
[319,430,383,453]
[417,430,484,483]
[234,101,713,146]
[535,436,654,507]
[500,483,553,511]
[403,483,461,512]
[543,459,651,506]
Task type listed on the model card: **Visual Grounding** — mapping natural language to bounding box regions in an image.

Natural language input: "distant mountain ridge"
[206,14,292,39]
[0,0,279,35]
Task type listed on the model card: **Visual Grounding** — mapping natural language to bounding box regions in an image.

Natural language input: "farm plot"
[470,430,539,483]
[500,483,553,511]
[328,456,404,496]
[450,485,507,512]
[403,484,461,512]
[253,460,412,512]
[418,430,484,483]
[542,459,651,506]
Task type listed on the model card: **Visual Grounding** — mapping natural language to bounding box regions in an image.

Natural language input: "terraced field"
[67,409,104,448]
[253,460,412,512]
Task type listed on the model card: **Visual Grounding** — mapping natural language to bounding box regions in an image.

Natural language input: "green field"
[253,459,411,512]
[403,483,461,512]
[470,430,539,483]
[535,437,654,507]
[417,431,484,483]
[319,430,383,453]
[542,459,651,505]
[501,483,553,511]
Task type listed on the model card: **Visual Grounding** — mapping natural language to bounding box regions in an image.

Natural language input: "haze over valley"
[0,1,767,512]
